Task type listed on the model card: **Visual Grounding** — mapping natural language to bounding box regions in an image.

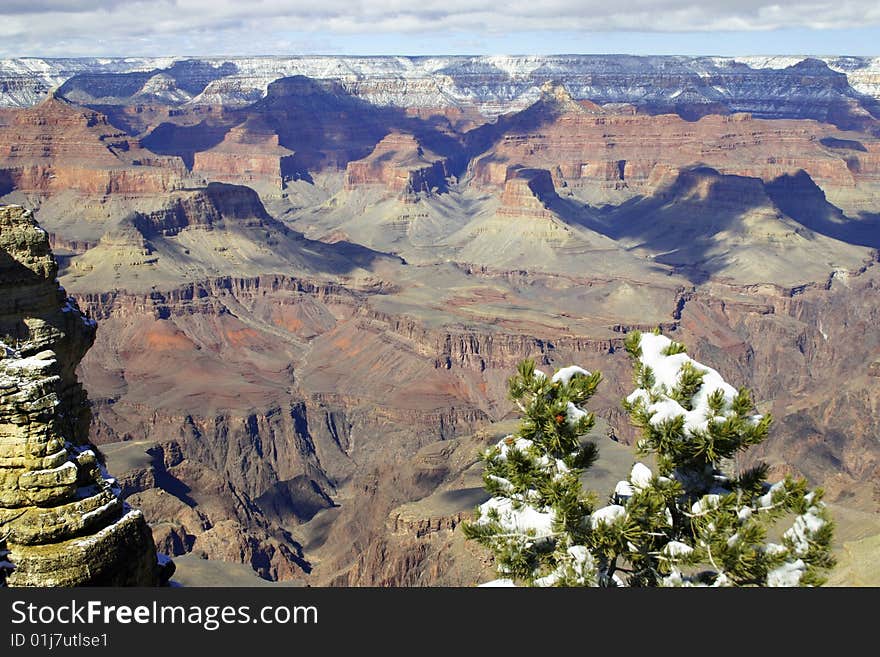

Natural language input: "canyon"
[0,55,878,586]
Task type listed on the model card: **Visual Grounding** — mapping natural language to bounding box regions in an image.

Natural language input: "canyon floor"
[1,59,879,586]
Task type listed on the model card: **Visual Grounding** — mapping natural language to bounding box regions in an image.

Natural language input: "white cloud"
[1,1,879,56]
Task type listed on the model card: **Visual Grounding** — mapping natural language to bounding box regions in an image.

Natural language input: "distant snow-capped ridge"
[1,54,879,119]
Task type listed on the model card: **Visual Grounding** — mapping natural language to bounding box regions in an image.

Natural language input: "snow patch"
[783,507,826,556]
[663,541,694,558]
[661,570,685,587]
[551,365,590,385]
[630,462,653,491]
[712,572,732,587]
[564,401,588,429]
[764,542,787,557]
[494,436,534,461]
[74,508,144,547]
[80,498,119,525]
[614,480,634,499]
[757,481,785,509]
[3,353,56,371]
[590,504,626,528]
[478,578,516,587]
[477,497,556,537]
[691,494,721,515]
[767,559,806,587]
[486,474,513,492]
[629,333,741,437]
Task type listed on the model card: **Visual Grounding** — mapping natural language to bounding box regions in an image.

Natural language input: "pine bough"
[463,331,835,587]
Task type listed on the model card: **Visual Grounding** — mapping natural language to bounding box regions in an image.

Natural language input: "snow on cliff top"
[3,55,880,112]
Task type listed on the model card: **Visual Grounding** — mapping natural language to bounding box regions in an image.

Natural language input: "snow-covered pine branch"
[616,330,835,587]
[466,333,835,587]
[464,359,602,586]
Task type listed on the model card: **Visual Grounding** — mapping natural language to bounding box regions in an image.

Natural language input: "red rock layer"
[0,96,184,195]
[497,168,559,218]
[472,106,880,195]
[344,132,449,198]
[192,119,294,189]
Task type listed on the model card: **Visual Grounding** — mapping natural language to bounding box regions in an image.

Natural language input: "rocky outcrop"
[127,182,275,237]
[469,91,880,207]
[0,204,165,586]
[104,439,310,582]
[58,182,397,294]
[191,118,294,190]
[674,262,880,497]
[0,96,185,196]
[135,75,468,184]
[314,433,494,587]
[246,76,394,173]
[344,132,450,199]
[497,168,559,218]
[4,55,879,132]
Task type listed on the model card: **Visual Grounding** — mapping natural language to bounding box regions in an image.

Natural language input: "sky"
[1,1,879,58]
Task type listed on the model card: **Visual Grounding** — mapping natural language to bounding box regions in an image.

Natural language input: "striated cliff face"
[191,118,294,191]
[497,168,560,218]
[469,89,880,209]
[55,265,664,581]
[44,230,880,585]
[677,264,880,494]
[0,205,165,586]
[2,55,879,131]
[344,132,450,200]
[0,96,185,196]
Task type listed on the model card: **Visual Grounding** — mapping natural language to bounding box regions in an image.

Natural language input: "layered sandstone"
[344,132,449,199]
[60,182,397,294]
[469,84,880,208]
[246,76,394,173]
[0,205,165,586]
[134,76,469,190]
[192,118,294,190]
[497,168,559,218]
[0,95,184,196]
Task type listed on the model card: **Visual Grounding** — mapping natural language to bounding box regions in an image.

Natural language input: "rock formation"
[245,76,394,173]
[0,95,184,196]
[497,168,560,218]
[0,204,166,586]
[469,93,880,210]
[60,182,396,293]
[344,132,449,199]
[3,55,879,134]
[191,117,294,191]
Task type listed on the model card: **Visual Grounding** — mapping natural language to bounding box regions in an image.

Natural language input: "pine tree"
[465,332,835,587]
[462,360,603,586]
[614,330,835,586]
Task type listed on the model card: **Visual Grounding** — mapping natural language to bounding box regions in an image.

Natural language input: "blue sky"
[0,1,878,58]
